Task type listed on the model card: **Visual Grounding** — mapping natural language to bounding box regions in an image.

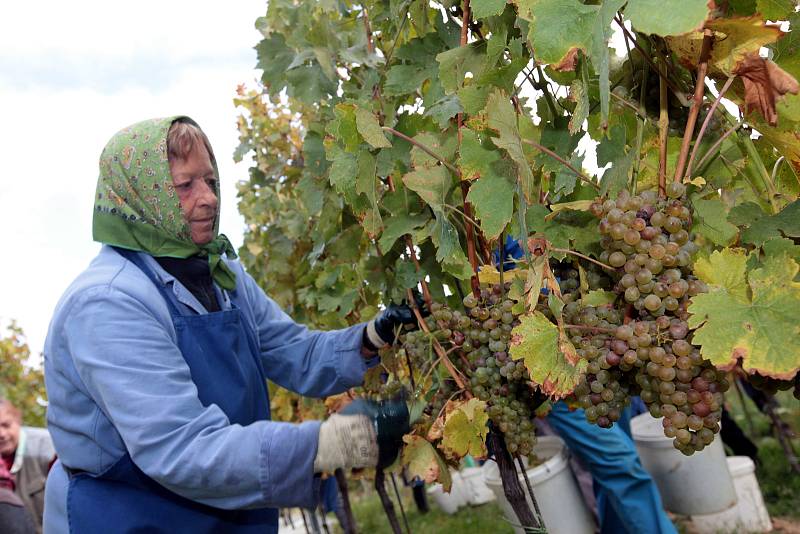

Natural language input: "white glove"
[313,413,378,473]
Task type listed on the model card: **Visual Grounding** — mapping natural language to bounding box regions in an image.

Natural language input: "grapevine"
[236,0,800,529]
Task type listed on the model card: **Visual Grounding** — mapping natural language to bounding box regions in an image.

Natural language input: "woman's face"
[169,144,218,245]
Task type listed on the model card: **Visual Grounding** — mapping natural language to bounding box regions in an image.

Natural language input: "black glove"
[341,395,410,469]
[364,292,428,350]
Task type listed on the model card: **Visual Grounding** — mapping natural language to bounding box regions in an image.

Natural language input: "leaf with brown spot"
[736,53,800,126]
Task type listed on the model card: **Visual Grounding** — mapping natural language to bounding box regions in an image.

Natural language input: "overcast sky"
[0,1,266,356]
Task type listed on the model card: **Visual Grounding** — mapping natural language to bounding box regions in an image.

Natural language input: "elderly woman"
[43,117,410,533]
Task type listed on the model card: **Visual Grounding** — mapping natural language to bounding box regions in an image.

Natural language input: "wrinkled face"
[169,143,219,245]
[0,407,20,457]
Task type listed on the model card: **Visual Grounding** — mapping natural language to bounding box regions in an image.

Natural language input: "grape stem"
[673,29,714,183]
[382,127,461,177]
[684,75,736,179]
[658,72,669,198]
[693,120,744,174]
[520,138,600,191]
[551,247,614,272]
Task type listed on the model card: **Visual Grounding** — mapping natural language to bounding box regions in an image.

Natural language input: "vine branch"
[520,138,600,190]
[382,127,461,177]
[684,75,735,179]
[658,72,669,197]
[673,29,714,183]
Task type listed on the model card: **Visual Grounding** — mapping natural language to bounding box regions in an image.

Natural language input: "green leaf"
[526,204,601,257]
[441,398,489,459]
[458,84,491,115]
[256,34,295,92]
[485,90,537,203]
[688,249,800,380]
[327,147,359,206]
[509,311,587,397]
[378,214,430,251]
[385,65,435,96]
[466,173,515,239]
[591,0,627,125]
[600,149,635,197]
[596,124,627,167]
[356,150,382,237]
[402,435,452,491]
[402,166,453,210]
[626,0,710,37]
[693,198,739,246]
[553,154,582,198]
[471,0,508,19]
[535,118,580,174]
[528,0,599,70]
[739,200,800,246]
[410,132,457,170]
[568,79,590,134]
[459,129,501,181]
[425,95,463,128]
[762,237,800,262]
[395,259,421,289]
[355,109,391,148]
[756,0,795,21]
[286,64,337,106]
[436,42,487,95]
[327,104,361,153]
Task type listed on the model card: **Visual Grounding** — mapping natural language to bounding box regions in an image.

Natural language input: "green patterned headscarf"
[93,116,237,290]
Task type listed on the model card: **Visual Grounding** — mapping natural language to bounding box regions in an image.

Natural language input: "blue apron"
[66,248,278,533]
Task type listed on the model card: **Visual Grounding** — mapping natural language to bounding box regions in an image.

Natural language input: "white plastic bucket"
[460,466,496,505]
[483,436,595,534]
[426,470,469,514]
[690,456,772,533]
[631,413,737,515]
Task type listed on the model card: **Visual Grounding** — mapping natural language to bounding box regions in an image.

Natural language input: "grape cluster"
[574,187,731,454]
[423,285,540,456]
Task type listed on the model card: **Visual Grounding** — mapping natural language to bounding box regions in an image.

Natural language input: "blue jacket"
[43,246,372,532]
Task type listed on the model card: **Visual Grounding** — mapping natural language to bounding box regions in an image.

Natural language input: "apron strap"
[112,247,183,318]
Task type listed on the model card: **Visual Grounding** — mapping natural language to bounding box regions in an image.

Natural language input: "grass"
[337,482,515,534]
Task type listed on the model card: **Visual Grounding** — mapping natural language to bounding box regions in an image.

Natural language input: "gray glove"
[313,413,378,473]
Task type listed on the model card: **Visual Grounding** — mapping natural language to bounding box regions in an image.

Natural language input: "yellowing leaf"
[688,249,800,380]
[440,398,490,460]
[402,435,452,492]
[667,17,784,77]
[478,265,527,285]
[355,108,391,148]
[508,311,587,398]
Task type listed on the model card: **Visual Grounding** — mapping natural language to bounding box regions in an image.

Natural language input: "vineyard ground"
[335,390,798,534]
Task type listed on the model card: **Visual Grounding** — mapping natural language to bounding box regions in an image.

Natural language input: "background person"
[0,399,55,534]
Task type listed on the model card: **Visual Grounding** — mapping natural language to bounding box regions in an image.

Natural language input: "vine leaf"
[440,398,490,460]
[327,104,361,153]
[466,173,515,240]
[688,249,800,380]
[667,16,784,76]
[402,435,452,492]
[625,0,709,37]
[692,198,739,246]
[402,166,451,209]
[568,79,589,134]
[527,0,599,71]
[735,53,799,126]
[356,150,383,237]
[436,43,487,95]
[485,89,537,202]
[471,0,508,19]
[509,311,587,398]
[756,0,796,21]
[733,200,800,246]
[378,214,430,251]
[355,109,392,148]
[582,289,617,306]
[459,129,501,181]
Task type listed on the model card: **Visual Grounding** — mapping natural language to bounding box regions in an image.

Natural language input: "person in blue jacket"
[496,237,677,534]
[42,117,409,534]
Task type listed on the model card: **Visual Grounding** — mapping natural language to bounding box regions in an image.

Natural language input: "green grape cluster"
[573,187,731,454]
[423,285,539,456]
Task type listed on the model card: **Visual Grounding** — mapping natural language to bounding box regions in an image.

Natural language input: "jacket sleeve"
[62,285,321,510]
[238,269,376,397]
